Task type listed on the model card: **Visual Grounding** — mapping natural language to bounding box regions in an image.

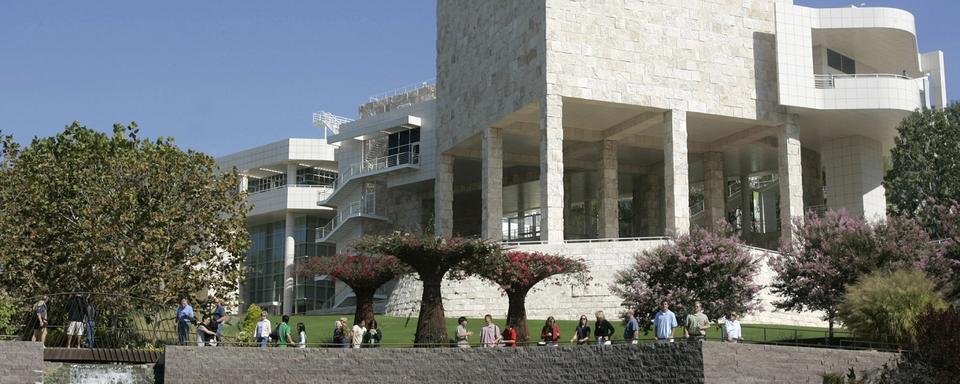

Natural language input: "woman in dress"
[540,316,560,346]
[570,315,591,345]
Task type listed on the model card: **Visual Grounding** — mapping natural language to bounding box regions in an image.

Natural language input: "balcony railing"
[336,144,420,190]
[315,194,380,241]
[813,73,912,89]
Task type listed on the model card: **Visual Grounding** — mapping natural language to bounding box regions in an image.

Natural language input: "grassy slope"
[225,314,849,347]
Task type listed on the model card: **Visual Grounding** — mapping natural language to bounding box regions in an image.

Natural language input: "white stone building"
[229,1,949,325]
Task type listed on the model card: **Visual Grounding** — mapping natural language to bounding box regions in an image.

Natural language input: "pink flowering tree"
[466,251,589,343]
[770,210,953,338]
[612,223,762,332]
[297,254,410,326]
[353,234,501,345]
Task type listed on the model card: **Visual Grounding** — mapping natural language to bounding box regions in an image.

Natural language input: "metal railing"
[814,73,913,89]
[336,144,420,190]
[501,236,671,246]
[368,79,436,102]
[313,111,353,137]
[316,195,380,241]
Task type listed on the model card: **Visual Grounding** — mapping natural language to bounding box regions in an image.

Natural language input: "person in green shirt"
[277,315,294,348]
[684,301,710,341]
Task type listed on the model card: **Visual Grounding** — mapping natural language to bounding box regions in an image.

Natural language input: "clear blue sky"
[1,1,956,157]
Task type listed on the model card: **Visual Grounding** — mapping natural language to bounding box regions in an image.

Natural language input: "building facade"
[229,1,948,324]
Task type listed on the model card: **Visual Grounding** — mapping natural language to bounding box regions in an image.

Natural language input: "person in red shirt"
[502,323,518,348]
[540,316,560,346]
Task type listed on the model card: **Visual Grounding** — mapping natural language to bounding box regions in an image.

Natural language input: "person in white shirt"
[351,320,366,348]
[255,312,271,348]
[297,322,306,348]
[724,312,742,343]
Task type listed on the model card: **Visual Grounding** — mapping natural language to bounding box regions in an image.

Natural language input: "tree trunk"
[415,275,447,346]
[506,291,529,345]
[353,288,375,327]
[827,312,835,341]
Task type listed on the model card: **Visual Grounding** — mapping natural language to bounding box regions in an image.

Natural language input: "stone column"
[434,154,454,236]
[540,94,564,243]
[778,116,805,243]
[644,173,662,236]
[822,136,886,221]
[631,175,643,237]
[599,140,619,238]
[481,127,503,241]
[703,152,726,229]
[740,172,753,235]
[282,212,295,315]
[664,110,690,236]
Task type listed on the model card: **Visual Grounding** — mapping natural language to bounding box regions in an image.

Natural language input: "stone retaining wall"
[0,341,44,384]
[703,342,896,384]
[163,343,704,384]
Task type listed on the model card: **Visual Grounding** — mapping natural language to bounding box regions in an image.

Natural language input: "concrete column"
[778,117,805,243]
[703,152,726,229]
[599,140,619,238]
[282,212,295,315]
[740,172,753,235]
[239,174,249,194]
[644,173,662,236]
[630,175,643,237]
[664,109,690,236]
[434,154,454,236]
[539,94,564,243]
[287,163,298,186]
[822,136,886,221]
[481,127,503,241]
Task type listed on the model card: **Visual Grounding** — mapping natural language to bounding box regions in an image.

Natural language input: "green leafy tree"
[837,269,947,347]
[0,123,249,308]
[353,233,500,345]
[884,103,960,217]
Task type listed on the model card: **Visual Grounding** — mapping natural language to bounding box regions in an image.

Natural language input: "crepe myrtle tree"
[769,210,951,338]
[612,223,762,332]
[297,254,410,326]
[465,251,589,343]
[354,233,501,345]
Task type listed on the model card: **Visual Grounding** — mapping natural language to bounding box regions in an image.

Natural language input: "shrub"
[237,304,263,344]
[837,270,947,347]
[612,223,761,328]
[0,290,18,336]
[876,307,960,384]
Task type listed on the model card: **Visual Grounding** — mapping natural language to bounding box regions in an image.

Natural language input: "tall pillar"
[703,152,726,229]
[644,173,663,236]
[282,212,295,315]
[778,116,805,243]
[239,174,249,194]
[740,172,753,235]
[822,136,886,221]
[599,140,619,238]
[630,175,643,237]
[481,127,503,240]
[540,94,564,243]
[664,109,690,236]
[434,154,454,236]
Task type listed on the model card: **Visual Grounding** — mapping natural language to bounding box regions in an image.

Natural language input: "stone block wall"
[163,343,704,384]
[0,341,44,384]
[703,342,896,384]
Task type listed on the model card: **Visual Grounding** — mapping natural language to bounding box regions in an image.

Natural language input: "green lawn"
[223,314,849,347]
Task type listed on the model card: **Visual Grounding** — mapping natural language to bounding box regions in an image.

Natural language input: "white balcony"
[246,185,335,216]
[813,74,927,111]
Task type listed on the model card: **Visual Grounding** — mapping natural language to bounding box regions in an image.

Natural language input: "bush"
[837,270,947,347]
[0,290,18,336]
[612,224,761,328]
[876,307,960,384]
[236,304,263,344]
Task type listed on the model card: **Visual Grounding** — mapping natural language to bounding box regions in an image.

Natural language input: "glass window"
[296,167,337,187]
[826,49,855,75]
[247,174,287,194]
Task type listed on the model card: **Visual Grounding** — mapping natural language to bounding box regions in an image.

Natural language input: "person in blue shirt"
[623,310,639,344]
[652,300,678,343]
[176,298,194,346]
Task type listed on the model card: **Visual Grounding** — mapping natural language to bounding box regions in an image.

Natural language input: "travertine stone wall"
[822,136,886,221]
[545,0,784,122]
[703,342,896,384]
[383,241,825,327]
[436,1,546,153]
[0,342,44,384]
[664,110,691,235]
[163,343,705,384]
[481,127,503,240]
[778,117,805,242]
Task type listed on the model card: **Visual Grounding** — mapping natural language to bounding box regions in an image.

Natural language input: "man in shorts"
[65,293,85,348]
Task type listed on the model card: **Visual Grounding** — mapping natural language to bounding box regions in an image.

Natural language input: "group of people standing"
[333,317,382,348]
[452,300,743,347]
[30,294,97,348]
[176,297,230,346]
